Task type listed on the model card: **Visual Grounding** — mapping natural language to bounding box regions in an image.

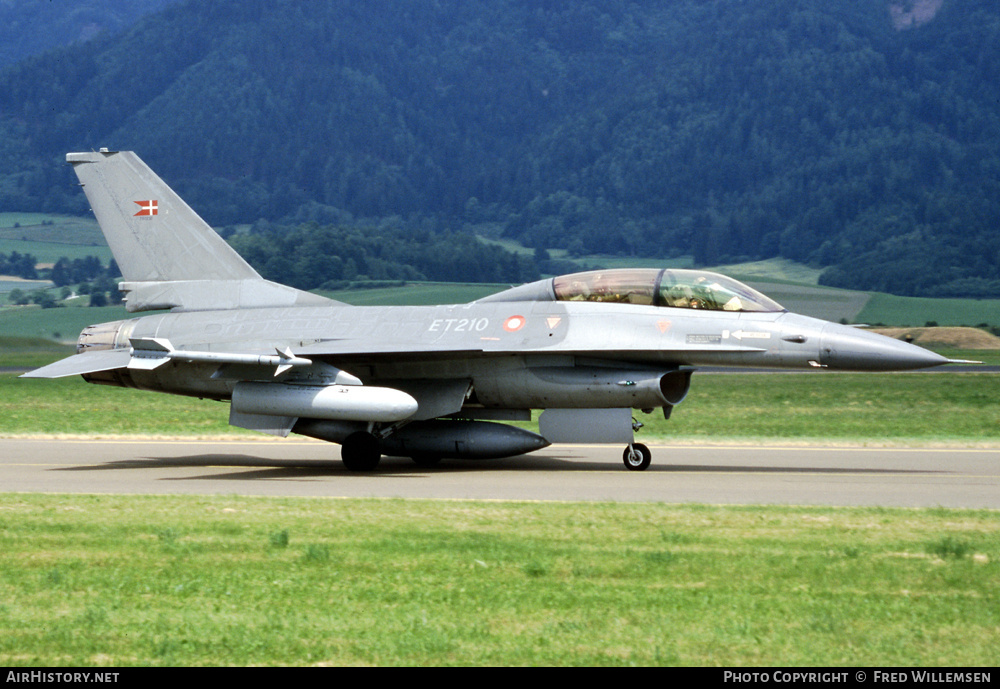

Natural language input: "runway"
[2,438,998,508]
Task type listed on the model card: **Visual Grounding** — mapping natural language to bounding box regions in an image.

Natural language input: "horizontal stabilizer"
[20,349,132,379]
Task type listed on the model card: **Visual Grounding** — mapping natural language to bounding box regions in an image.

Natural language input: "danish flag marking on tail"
[134,200,158,216]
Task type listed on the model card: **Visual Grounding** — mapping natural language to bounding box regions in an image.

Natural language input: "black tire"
[622,443,651,471]
[342,431,382,472]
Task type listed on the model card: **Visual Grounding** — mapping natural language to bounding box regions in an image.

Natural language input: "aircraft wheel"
[622,443,651,471]
[410,454,443,467]
[342,432,382,472]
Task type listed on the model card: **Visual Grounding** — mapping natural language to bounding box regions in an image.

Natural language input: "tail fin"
[68,150,332,312]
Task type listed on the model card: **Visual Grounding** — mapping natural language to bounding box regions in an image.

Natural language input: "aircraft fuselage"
[78,299,946,401]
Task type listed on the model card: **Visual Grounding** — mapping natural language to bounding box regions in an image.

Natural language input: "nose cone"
[820,323,949,371]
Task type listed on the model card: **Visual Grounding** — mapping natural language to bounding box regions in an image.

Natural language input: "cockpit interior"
[551,269,785,313]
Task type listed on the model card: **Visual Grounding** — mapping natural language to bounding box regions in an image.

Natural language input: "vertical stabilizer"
[67,150,332,312]
[68,150,258,282]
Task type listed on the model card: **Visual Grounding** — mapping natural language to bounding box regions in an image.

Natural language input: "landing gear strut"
[341,431,382,472]
[622,442,651,471]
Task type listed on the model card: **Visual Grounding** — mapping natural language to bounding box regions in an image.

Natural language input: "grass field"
[858,293,1000,329]
[0,213,111,264]
[0,238,112,265]
[0,305,129,341]
[0,494,996,666]
[0,212,102,242]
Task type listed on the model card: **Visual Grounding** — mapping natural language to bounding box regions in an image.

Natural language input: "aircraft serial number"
[428,318,490,333]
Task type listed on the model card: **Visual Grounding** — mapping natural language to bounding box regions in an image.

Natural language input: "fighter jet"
[23,150,958,471]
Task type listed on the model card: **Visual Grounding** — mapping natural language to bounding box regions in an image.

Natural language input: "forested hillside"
[0,0,178,68]
[1,0,998,296]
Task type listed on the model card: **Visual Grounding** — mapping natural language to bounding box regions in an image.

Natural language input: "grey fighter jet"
[23,150,958,471]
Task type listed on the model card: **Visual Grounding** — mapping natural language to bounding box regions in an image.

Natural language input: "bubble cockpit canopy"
[551,269,784,313]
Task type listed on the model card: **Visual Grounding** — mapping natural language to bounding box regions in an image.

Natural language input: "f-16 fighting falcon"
[23,150,960,471]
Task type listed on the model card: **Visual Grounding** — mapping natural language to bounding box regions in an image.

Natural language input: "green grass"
[0,213,110,263]
[0,238,113,265]
[858,292,1000,328]
[708,258,825,285]
[0,494,996,666]
[0,336,74,368]
[1,375,241,437]
[0,212,103,241]
[0,305,130,341]
[0,213,70,228]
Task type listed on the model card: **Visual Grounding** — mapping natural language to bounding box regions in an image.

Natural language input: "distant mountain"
[0,0,998,297]
[0,0,179,68]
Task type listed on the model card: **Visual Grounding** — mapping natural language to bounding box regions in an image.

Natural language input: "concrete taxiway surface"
[2,438,997,508]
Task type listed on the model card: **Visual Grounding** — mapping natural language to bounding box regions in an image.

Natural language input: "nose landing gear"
[622,442,651,471]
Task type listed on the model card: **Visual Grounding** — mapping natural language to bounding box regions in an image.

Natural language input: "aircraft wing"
[19,340,484,381]
[20,349,133,379]
[295,339,486,359]
[293,338,762,359]
[21,336,763,381]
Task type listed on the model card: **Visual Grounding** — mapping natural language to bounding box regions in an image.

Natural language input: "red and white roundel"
[503,315,526,332]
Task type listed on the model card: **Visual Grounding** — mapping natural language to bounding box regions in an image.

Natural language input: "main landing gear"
[341,431,443,471]
[341,431,381,472]
[622,443,651,471]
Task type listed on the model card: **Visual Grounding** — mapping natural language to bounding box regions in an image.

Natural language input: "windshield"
[552,268,784,313]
